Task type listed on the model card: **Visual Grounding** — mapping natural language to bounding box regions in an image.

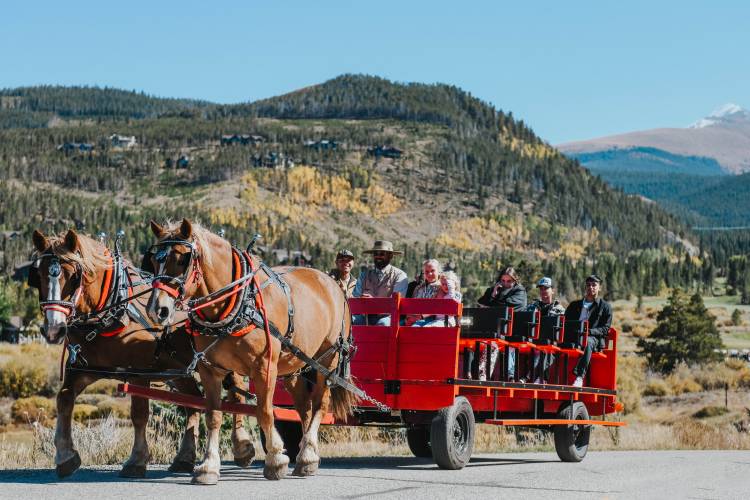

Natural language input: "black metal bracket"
[383,380,401,394]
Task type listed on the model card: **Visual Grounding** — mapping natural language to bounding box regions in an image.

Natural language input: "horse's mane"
[43,233,111,283]
[160,221,225,267]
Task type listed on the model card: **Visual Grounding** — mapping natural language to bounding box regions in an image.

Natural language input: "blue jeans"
[352,314,391,326]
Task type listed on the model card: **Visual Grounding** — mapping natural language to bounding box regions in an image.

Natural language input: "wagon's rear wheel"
[554,402,591,462]
[430,396,475,469]
[406,425,432,458]
[259,420,303,463]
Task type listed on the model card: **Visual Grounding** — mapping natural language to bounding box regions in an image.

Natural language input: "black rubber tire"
[259,420,303,463]
[554,402,591,462]
[406,425,432,458]
[430,396,475,470]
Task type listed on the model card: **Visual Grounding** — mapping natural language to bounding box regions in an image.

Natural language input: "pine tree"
[637,289,723,373]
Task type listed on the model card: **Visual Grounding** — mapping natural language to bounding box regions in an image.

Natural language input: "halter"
[34,253,85,319]
[149,239,202,303]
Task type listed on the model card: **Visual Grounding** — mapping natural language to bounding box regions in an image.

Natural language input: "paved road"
[1,451,748,500]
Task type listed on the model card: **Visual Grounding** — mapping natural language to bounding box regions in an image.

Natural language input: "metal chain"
[358,391,392,413]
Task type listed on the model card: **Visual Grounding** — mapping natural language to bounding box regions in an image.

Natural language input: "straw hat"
[362,240,403,255]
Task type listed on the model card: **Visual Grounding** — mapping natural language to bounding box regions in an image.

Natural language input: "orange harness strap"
[95,254,114,312]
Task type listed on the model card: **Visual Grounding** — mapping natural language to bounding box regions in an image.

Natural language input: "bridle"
[32,253,85,320]
[149,239,203,305]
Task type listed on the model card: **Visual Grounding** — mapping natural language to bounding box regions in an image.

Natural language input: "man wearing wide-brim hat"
[352,240,408,326]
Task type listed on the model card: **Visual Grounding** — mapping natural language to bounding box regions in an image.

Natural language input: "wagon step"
[116,383,335,423]
[485,418,626,427]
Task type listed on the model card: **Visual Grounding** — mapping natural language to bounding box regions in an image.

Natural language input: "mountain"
[559,104,750,174]
[0,76,707,302]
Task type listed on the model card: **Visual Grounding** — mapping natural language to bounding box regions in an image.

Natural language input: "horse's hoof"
[55,451,81,478]
[191,471,219,485]
[233,454,254,468]
[119,464,147,478]
[292,461,319,477]
[168,460,195,473]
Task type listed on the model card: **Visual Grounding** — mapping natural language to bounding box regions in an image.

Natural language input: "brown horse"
[30,229,255,477]
[145,219,356,484]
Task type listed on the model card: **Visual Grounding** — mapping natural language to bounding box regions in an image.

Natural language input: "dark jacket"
[524,299,565,317]
[478,283,527,310]
[565,298,612,340]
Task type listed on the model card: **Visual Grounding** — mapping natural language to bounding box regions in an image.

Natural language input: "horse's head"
[146,219,203,326]
[29,229,106,343]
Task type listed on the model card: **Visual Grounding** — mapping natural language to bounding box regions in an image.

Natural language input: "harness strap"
[95,254,114,311]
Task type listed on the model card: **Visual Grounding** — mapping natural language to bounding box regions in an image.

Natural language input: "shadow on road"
[0,455,557,484]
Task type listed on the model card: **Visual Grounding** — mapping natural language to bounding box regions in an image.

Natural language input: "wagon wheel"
[430,396,475,469]
[259,420,303,463]
[406,425,432,458]
[553,402,591,462]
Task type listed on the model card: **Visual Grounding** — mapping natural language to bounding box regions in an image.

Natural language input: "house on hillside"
[221,134,265,146]
[304,139,338,151]
[367,145,403,159]
[0,316,22,343]
[57,142,94,153]
[268,249,313,267]
[109,134,137,149]
[251,151,292,168]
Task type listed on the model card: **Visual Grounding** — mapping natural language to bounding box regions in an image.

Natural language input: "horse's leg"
[254,367,289,480]
[120,394,150,477]
[192,368,223,485]
[284,375,313,461]
[292,370,331,476]
[224,373,255,467]
[54,373,91,478]
[167,377,202,473]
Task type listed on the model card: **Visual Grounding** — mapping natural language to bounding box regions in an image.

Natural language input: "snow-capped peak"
[690,103,747,128]
[709,103,743,118]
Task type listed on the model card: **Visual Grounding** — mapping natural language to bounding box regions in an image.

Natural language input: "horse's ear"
[32,229,49,253]
[64,229,80,252]
[150,220,166,238]
[179,218,193,240]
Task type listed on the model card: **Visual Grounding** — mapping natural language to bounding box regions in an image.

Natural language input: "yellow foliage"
[209,166,401,232]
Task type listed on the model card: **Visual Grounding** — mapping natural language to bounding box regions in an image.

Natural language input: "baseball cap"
[336,249,354,259]
[585,274,602,284]
[536,277,553,288]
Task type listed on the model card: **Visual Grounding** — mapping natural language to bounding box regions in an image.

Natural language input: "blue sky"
[2,1,748,143]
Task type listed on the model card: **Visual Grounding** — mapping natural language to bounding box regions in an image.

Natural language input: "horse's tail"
[330,375,360,421]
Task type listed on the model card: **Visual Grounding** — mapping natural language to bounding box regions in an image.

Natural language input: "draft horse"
[29,229,255,478]
[145,219,356,484]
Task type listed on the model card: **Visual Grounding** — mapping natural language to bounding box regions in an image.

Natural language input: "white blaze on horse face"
[45,274,67,341]
[147,261,176,325]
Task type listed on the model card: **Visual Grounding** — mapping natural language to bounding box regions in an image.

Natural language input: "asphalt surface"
[1,451,748,500]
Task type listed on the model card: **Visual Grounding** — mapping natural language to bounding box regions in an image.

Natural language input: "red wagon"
[120,294,623,469]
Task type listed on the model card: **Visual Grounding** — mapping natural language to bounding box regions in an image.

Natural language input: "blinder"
[27,261,41,288]
[148,239,201,303]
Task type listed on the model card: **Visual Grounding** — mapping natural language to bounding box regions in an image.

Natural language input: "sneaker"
[572,376,583,388]
[518,377,526,383]
[533,377,544,385]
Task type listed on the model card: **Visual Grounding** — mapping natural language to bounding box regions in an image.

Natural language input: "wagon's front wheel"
[406,425,431,458]
[554,402,591,462]
[430,396,475,469]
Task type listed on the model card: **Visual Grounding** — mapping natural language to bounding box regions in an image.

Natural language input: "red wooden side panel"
[351,325,392,407]
[399,298,462,316]
[393,326,459,410]
[589,328,618,394]
[348,296,399,315]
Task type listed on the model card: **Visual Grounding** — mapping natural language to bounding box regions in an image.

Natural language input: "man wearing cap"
[329,250,357,298]
[526,277,565,317]
[565,275,612,388]
[521,277,565,384]
[352,240,408,326]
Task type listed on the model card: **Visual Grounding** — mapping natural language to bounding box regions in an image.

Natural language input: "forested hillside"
[0,75,735,314]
